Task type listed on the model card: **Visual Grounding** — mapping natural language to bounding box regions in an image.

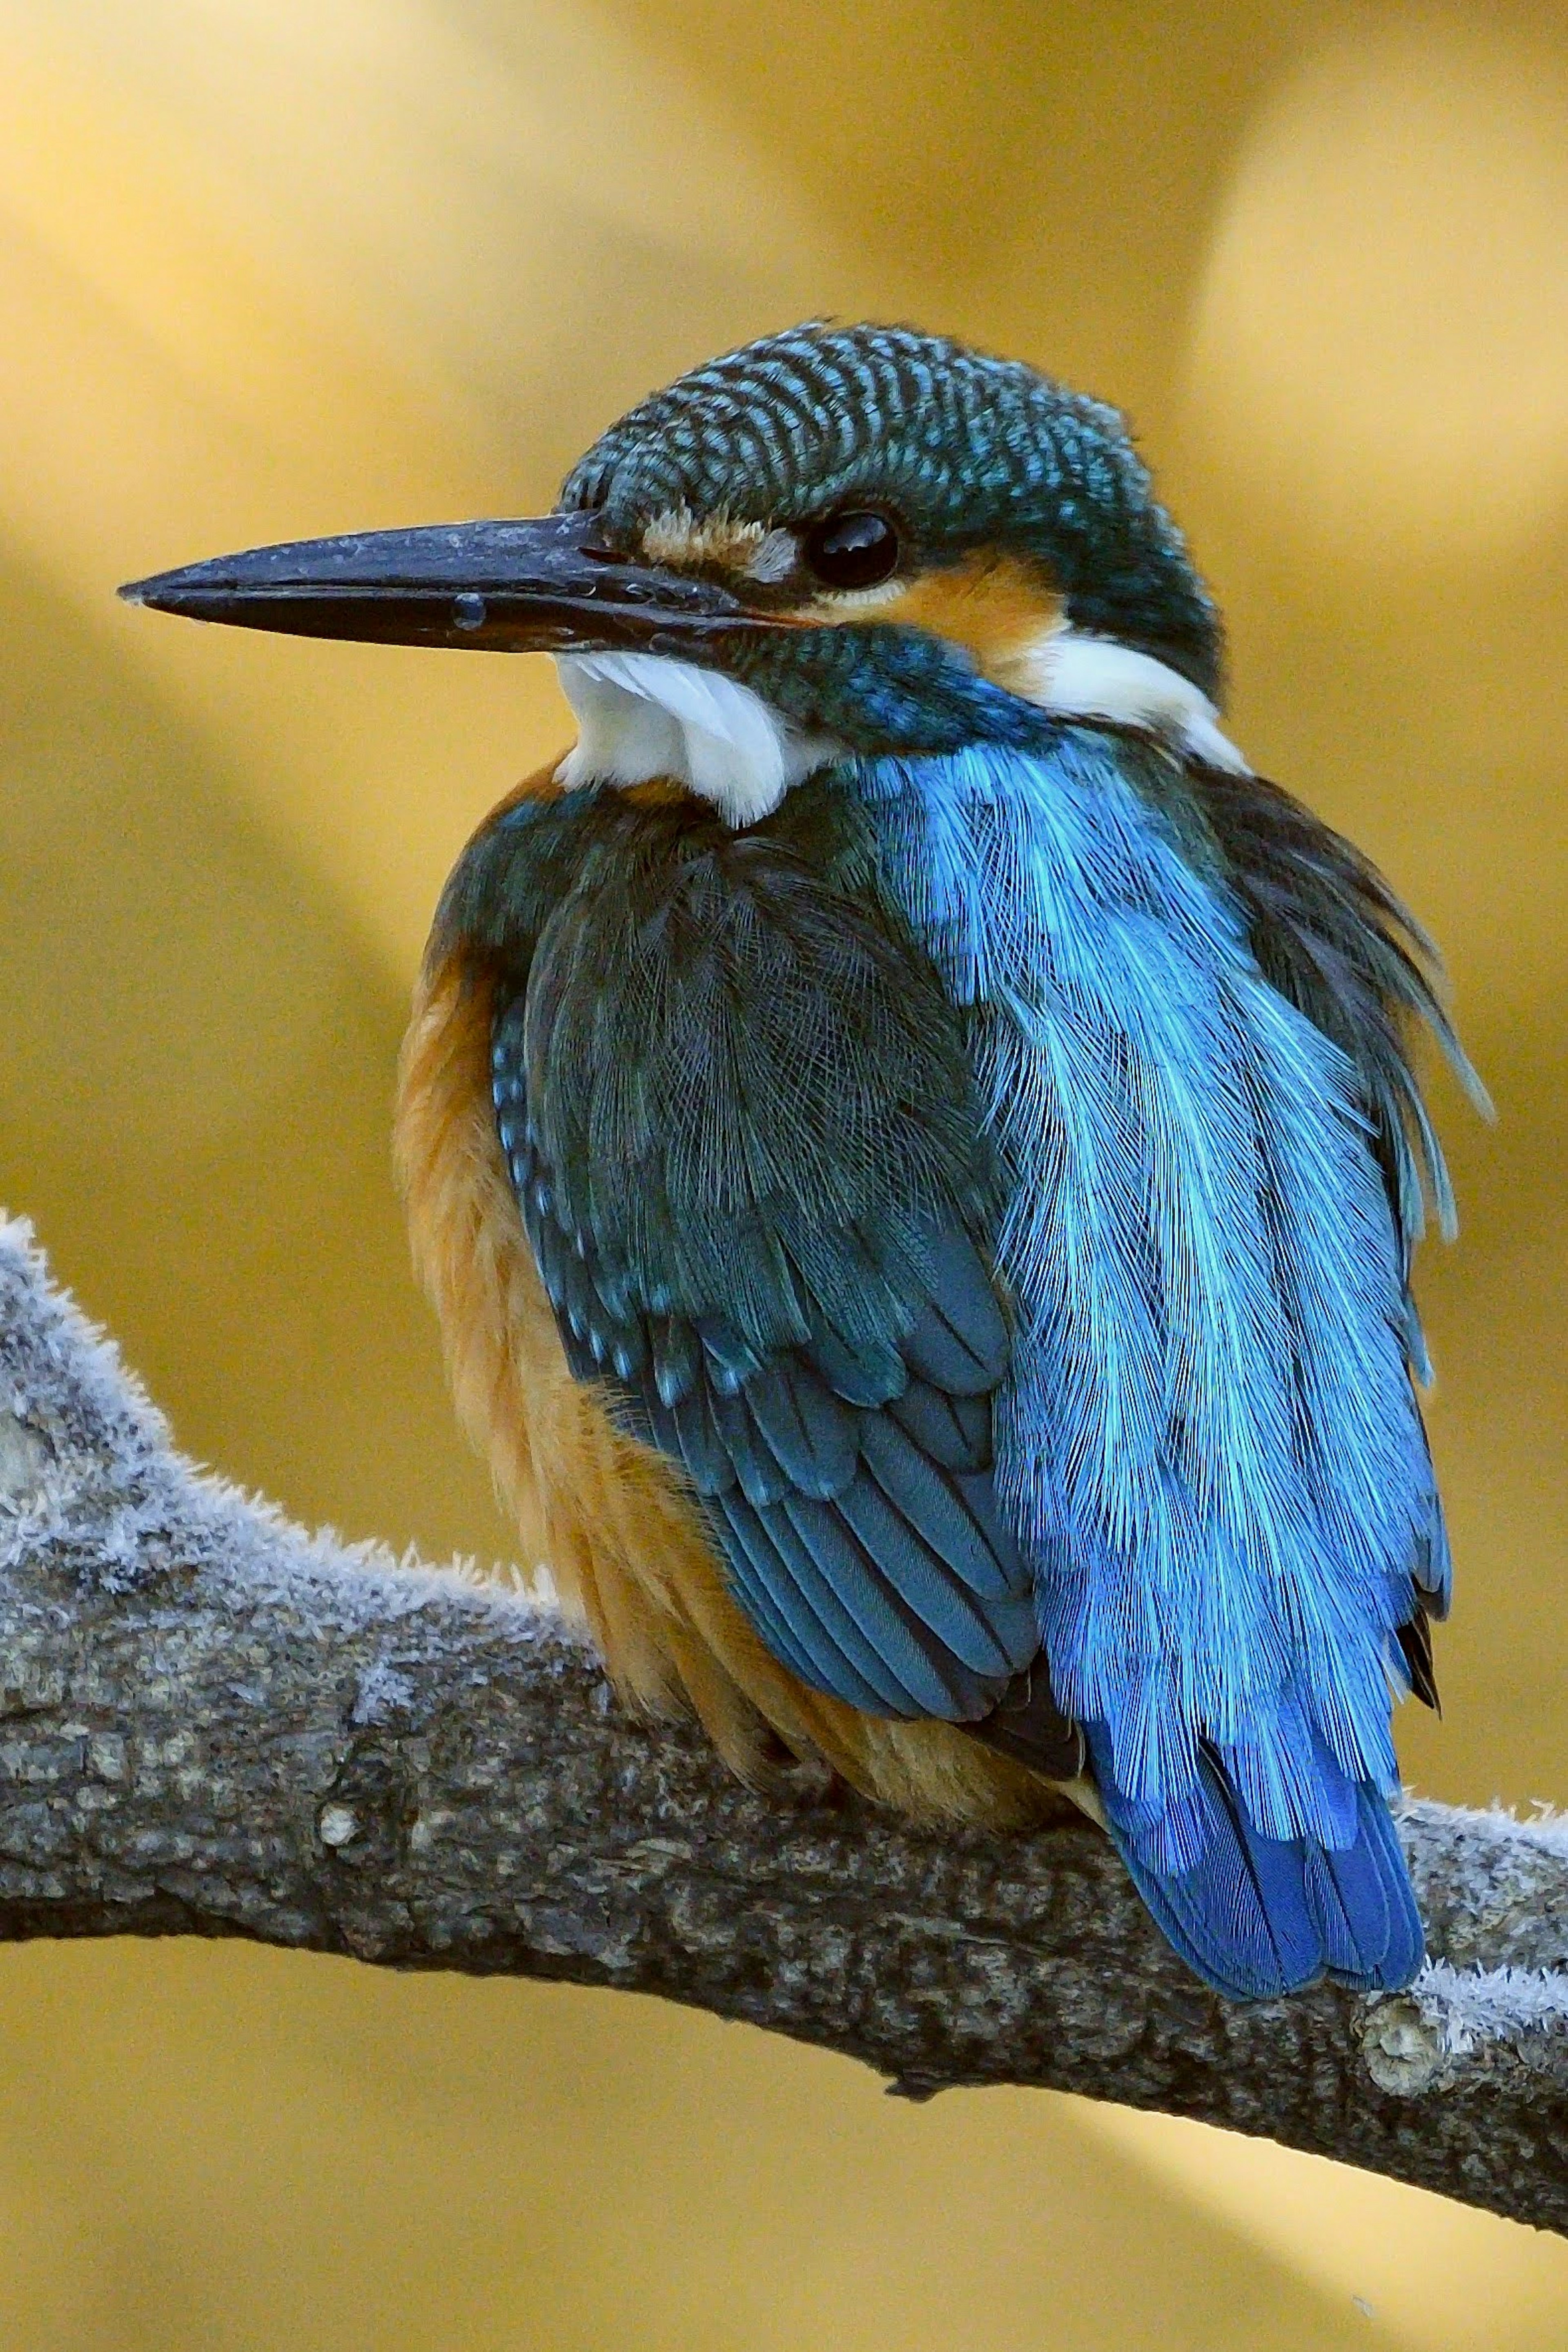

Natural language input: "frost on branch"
[0,1214,1564,2232]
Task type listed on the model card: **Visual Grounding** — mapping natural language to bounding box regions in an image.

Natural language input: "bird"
[120,321,1481,2001]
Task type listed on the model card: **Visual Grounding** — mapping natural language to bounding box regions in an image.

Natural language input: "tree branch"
[2,1216,1565,2233]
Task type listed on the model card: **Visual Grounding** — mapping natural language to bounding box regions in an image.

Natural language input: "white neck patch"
[555,651,842,826]
[555,626,1248,827]
[1002,625,1250,775]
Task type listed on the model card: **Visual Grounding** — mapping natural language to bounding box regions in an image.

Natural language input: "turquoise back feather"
[858,732,1446,1874]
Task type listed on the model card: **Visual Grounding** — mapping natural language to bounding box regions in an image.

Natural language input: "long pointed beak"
[118,511,773,655]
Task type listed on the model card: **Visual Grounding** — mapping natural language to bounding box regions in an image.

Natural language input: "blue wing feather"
[717,1486,912,1711]
[516,1091,1043,1724]
[886,1377,992,1470]
[712,1497,863,1699]
[743,1358,859,1497]
[487,794,1068,1741]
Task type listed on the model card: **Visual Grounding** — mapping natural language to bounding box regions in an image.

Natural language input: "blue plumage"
[859,729,1446,1993]
[481,786,1068,1743]
[468,724,1455,1997]
[1090,1726,1425,1997]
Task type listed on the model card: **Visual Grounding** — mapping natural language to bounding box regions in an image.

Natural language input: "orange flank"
[394,761,1055,1830]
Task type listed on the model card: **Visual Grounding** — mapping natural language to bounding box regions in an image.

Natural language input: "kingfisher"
[122,323,1478,2000]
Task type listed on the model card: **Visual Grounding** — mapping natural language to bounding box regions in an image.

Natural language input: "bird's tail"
[1085,1725,1424,2000]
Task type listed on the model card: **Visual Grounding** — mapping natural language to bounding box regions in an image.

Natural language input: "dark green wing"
[486,787,1075,1761]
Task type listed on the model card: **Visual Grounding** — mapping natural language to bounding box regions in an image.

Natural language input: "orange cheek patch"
[850,550,1062,679]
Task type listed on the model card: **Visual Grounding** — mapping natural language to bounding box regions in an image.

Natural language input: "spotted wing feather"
[486,787,1079,1768]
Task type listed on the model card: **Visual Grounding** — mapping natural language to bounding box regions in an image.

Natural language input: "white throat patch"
[555,628,1248,828]
[555,651,842,826]
[1005,626,1250,775]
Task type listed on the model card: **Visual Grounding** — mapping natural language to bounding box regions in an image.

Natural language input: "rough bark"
[1,1215,1565,2231]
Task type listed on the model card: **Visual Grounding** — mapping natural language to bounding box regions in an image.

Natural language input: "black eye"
[801,509,900,591]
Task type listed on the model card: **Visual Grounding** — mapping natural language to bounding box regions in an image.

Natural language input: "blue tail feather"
[1300,1782,1424,1992]
[1087,1726,1424,2000]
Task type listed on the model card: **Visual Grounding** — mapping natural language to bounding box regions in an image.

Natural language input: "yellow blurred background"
[1,2,1565,2344]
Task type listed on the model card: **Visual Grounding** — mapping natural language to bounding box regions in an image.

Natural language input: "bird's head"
[123,323,1238,824]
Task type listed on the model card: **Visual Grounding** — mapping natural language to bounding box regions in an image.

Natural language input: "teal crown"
[561,321,1221,700]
